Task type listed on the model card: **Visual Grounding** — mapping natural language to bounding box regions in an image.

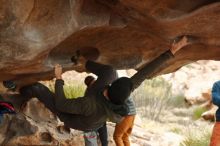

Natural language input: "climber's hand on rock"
[170,36,189,55]
[55,64,62,79]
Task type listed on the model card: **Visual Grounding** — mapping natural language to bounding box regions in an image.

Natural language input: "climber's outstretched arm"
[131,36,189,90]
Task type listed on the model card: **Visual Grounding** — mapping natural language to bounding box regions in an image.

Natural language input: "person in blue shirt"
[210,81,220,146]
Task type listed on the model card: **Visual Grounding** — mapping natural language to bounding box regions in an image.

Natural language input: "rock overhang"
[1,0,220,84]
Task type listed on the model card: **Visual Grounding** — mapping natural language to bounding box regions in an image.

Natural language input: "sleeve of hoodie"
[86,60,118,90]
[131,50,174,90]
[54,79,90,115]
[212,81,220,107]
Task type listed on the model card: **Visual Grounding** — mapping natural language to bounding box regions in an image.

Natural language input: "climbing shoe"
[3,80,16,91]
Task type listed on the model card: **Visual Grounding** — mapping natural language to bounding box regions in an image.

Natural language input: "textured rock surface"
[0,97,85,146]
[1,0,220,85]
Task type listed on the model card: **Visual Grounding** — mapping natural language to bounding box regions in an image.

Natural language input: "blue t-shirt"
[212,81,220,121]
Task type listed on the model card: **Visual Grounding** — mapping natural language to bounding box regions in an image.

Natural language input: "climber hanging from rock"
[2,36,189,131]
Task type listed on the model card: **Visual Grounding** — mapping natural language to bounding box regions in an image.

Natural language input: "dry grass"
[132,76,213,146]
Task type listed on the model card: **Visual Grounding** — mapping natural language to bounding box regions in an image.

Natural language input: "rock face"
[1,0,220,85]
[0,97,85,146]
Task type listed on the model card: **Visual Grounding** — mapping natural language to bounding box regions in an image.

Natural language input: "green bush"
[168,94,186,108]
[132,77,172,121]
[45,81,86,99]
[192,106,207,120]
[63,84,85,99]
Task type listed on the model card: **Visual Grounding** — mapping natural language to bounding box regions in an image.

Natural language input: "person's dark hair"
[84,76,95,87]
[108,77,133,105]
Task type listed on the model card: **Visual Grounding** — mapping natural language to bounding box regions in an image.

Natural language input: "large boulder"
[1,0,220,85]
